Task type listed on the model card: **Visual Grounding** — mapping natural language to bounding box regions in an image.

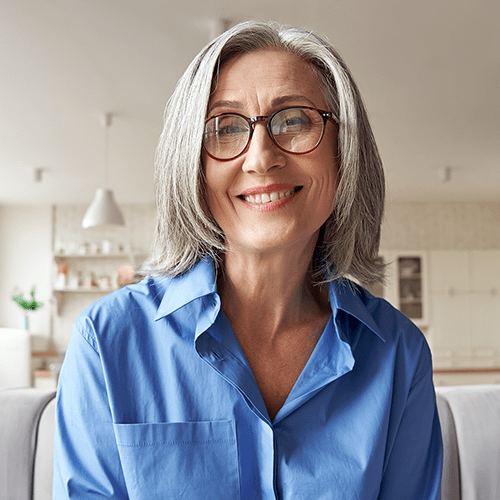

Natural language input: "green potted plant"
[12,287,43,331]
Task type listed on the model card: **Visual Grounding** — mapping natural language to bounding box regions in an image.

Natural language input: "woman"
[53,21,442,499]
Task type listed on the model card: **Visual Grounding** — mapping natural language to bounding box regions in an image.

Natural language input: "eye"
[272,108,311,135]
[285,114,309,128]
[218,124,245,137]
[206,115,248,142]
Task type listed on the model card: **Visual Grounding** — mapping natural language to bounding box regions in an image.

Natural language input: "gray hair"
[145,20,385,286]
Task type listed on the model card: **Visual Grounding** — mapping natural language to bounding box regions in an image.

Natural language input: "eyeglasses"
[203,106,336,162]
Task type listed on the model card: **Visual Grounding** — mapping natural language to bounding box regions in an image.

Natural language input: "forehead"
[209,48,327,112]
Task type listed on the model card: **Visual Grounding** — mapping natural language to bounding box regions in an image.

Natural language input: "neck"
[217,240,330,339]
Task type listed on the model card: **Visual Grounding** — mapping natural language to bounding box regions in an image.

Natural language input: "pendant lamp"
[82,113,125,228]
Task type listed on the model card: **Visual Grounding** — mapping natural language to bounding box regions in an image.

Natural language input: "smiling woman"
[150,21,386,286]
[53,20,442,499]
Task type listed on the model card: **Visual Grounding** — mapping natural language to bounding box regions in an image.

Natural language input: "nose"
[241,120,286,174]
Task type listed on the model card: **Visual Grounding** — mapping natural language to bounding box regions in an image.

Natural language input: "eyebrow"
[207,100,244,114]
[207,94,318,115]
[271,94,317,108]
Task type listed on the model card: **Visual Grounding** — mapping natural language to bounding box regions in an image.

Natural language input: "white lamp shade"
[82,188,125,228]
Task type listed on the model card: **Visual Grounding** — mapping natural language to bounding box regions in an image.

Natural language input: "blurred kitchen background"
[1,0,499,388]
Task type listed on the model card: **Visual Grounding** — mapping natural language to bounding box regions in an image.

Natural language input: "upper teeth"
[243,190,292,204]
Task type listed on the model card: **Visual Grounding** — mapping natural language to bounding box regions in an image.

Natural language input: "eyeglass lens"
[204,107,326,161]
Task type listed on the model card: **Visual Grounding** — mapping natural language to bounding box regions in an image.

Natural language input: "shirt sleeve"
[53,318,129,499]
[377,343,443,500]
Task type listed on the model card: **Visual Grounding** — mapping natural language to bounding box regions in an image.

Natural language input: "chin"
[227,229,320,256]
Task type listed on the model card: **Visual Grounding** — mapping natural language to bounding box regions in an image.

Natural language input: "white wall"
[381,201,500,251]
[0,205,52,345]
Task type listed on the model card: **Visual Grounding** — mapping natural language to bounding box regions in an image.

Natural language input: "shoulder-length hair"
[145,20,385,286]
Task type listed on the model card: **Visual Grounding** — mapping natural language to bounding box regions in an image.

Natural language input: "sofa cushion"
[436,385,500,500]
[0,388,56,500]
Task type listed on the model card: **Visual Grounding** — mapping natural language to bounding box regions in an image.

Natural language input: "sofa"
[1,385,500,500]
[436,384,500,499]
[0,388,56,500]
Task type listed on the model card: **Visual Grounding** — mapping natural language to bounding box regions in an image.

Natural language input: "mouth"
[238,186,303,204]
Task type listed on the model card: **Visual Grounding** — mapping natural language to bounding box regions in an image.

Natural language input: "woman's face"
[203,48,339,256]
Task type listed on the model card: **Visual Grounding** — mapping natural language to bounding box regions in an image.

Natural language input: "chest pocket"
[114,420,240,499]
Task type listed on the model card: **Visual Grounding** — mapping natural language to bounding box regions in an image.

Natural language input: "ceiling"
[1,0,499,205]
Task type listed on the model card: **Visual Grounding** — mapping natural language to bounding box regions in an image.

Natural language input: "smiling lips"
[239,186,302,205]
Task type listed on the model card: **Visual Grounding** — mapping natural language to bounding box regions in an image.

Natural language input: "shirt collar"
[154,256,218,321]
[328,279,386,342]
[154,256,385,343]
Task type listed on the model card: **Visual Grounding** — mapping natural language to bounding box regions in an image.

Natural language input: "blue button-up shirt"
[53,256,442,499]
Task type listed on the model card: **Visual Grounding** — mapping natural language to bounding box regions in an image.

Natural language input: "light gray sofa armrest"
[436,384,500,500]
[436,390,461,499]
[0,388,56,500]
[33,396,56,500]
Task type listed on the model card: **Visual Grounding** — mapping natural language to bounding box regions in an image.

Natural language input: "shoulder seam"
[74,323,99,355]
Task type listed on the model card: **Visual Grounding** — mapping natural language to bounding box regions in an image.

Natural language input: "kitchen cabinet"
[381,251,429,328]
[381,250,500,377]
[469,251,500,360]
[429,250,500,369]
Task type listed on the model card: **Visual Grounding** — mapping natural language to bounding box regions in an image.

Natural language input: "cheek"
[329,163,339,206]
[201,159,218,222]
[322,145,340,208]
[205,174,227,208]
[203,157,236,224]
[202,155,221,201]
[309,155,339,208]
[316,167,339,221]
